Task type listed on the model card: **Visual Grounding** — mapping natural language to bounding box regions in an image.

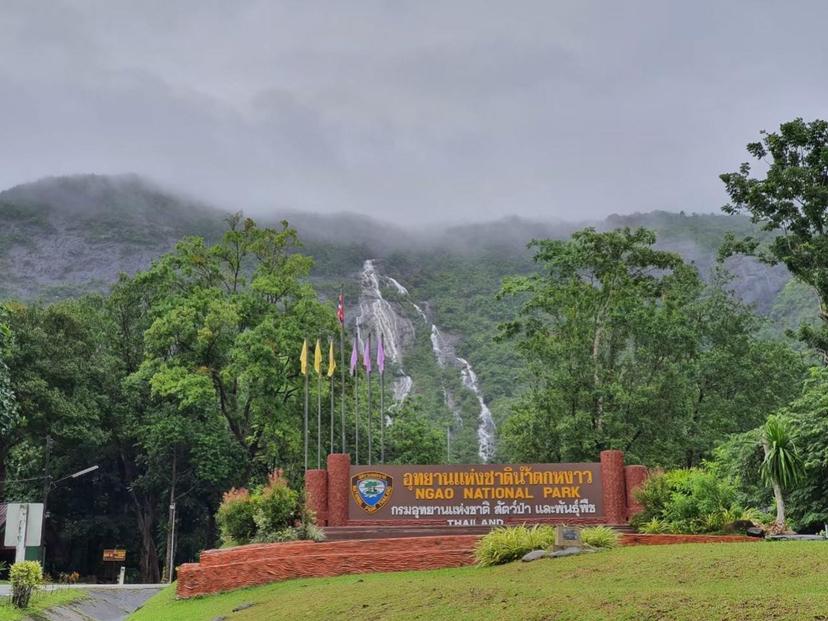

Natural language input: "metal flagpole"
[304,372,309,471]
[329,340,335,456]
[317,360,322,470]
[339,292,346,453]
[351,337,359,465]
[366,334,372,466]
[379,334,385,464]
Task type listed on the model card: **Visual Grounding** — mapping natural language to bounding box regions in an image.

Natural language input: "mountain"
[0,174,815,461]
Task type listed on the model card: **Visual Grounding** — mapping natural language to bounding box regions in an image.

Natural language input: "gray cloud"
[1,0,827,223]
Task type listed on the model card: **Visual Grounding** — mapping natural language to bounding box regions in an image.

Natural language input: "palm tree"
[760,416,804,531]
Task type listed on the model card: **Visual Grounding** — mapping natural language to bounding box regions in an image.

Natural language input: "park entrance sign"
[306,450,648,528]
[349,464,603,526]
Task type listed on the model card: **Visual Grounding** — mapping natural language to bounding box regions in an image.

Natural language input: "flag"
[327,339,336,378]
[363,335,372,374]
[337,293,345,325]
[349,337,358,376]
[377,334,385,375]
[314,338,322,375]
[300,339,308,376]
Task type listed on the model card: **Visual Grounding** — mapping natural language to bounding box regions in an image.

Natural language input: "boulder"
[551,547,584,558]
[521,549,550,562]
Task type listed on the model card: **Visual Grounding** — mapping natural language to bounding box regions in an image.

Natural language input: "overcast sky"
[1,1,827,223]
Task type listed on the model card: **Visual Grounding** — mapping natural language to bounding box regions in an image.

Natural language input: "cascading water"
[356,260,414,401]
[357,259,497,461]
[458,358,496,462]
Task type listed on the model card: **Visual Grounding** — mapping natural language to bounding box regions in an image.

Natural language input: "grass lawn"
[129,541,828,621]
[0,588,86,621]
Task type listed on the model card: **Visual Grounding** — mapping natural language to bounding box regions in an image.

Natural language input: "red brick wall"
[327,453,350,527]
[304,469,328,526]
[600,450,626,524]
[624,465,648,519]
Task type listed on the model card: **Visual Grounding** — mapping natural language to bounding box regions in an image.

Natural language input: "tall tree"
[760,416,803,531]
[720,118,828,357]
[136,215,335,482]
[0,305,20,497]
[498,227,803,466]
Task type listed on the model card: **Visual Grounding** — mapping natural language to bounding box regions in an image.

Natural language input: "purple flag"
[377,334,385,375]
[349,337,358,376]
[363,334,372,375]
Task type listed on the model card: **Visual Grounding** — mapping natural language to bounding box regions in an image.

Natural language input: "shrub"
[474,525,556,566]
[10,560,43,608]
[581,526,618,549]
[632,468,746,534]
[216,487,257,546]
[252,470,299,539]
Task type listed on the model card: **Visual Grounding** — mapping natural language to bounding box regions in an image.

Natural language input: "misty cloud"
[1,0,827,223]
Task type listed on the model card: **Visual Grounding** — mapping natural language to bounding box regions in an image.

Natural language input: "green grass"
[0,588,86,621]
[130,542,828,621]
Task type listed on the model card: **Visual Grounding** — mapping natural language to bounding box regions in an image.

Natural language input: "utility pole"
[164,451,177,583]
[40,435,53,565]
[446,425,451,463]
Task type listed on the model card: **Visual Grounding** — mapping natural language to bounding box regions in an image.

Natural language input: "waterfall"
[458,358,496,462]
[356,259,414,402]
[357,259,497,461]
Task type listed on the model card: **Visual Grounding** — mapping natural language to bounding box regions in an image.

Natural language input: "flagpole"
[316,339,323,469]
[379,334,385,464]
[303,372,309,471]
[367,334,373,466]
[329,340,335,456]
[354,351,360,465]
[339,291,346,453]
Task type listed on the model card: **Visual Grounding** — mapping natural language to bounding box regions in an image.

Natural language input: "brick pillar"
[624,465,648,520]
[326,453,351,527]
[600,450,626,525]
[304,469,328,526]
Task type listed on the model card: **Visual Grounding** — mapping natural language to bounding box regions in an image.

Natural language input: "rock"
[521,549,550,562]
[728,520,754,533]
[746,527,765,538]
[232,602,255,612]
[551,547,584,558]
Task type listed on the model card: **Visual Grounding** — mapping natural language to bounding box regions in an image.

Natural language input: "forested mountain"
[0,174,815,463]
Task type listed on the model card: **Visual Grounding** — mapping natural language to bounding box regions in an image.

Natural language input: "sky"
[1,1,827,224]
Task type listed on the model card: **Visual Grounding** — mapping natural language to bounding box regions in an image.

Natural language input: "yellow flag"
[314,338,322,375]
[299,339,308,376]
[327,339,336,378]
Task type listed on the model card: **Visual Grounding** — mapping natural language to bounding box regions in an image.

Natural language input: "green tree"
[0,304,20,497]
[498,227,803,466]
[760,415,804,531]
[136,215,334,482]
[720,118,828,357]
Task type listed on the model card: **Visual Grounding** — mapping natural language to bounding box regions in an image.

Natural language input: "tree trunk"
[135,497,161,584]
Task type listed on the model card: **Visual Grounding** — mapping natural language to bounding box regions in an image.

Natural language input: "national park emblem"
[351,471,393,514]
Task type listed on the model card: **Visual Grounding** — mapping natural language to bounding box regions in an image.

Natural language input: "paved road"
[1,584,164,621]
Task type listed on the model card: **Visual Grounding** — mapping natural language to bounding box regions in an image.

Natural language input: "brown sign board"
[349,463,602,525]
[102,549,126,562]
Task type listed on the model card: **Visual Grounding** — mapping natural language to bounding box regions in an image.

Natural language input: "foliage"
[251,471,300,542]
[498,227,804,466]
[761,416,804,491]
[580,526,619,549]
[473,525,556,566]
[9,561,42,609]
[631,469,745,534]
[216,488,257,547]
[216,471,309,547]
[720,118,828,357]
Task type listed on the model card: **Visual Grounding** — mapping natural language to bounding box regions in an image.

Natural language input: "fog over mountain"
[2,1,828,223]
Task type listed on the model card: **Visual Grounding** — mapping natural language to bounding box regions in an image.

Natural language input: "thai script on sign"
[348,462,603,523]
